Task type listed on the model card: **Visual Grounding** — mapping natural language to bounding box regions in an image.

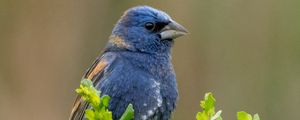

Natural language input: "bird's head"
[107,6,188,54]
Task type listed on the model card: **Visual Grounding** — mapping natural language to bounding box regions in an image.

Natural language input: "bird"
[69,6,188,120]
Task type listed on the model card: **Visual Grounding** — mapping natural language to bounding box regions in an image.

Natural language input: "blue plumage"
[70,6,188,120]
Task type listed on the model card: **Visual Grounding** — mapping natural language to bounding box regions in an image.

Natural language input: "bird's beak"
[160,20,188,40]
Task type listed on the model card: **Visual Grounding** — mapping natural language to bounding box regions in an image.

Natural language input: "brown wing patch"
[69,59,109,120]
[109,35,131,49]
[86,60,108,80]
[69,97,82,119]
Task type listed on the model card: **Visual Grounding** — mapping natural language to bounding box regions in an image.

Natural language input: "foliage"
[120,104,134,120]
[75,79,259,120]
[196,92,260,120]
[196,92,222,120]
[75,79,134,120]
[237,111,260,120]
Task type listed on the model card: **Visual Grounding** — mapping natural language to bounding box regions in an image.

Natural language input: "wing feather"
[69,52,117,120]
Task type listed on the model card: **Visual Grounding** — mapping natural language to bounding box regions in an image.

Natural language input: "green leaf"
[120,104,135,120]
[237,111,252,120]
[196,112,209,120]
[253,114,260,120]
[75,79,134,120]
[196,92,222,120]
[85,109,95,120]
[211,110,222,120]
[200,92,216,115]
[101,95,110,107]
[75,79,112,120]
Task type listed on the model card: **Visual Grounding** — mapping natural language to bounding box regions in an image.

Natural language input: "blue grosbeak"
[70,6,188,120]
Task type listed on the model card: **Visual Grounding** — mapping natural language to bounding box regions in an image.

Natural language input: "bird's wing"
[69,52,117,120]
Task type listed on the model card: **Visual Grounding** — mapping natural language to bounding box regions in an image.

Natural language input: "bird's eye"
[144,22,155,31]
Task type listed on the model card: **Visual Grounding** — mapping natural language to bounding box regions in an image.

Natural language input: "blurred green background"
[1,0,300,120]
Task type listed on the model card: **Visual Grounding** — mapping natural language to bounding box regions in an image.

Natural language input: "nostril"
[157,34,162,39]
